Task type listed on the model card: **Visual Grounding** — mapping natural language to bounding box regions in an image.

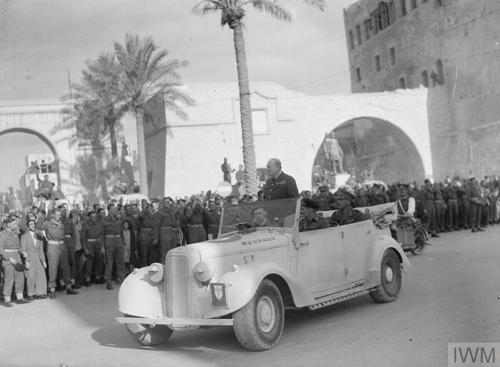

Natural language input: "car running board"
[309,287,371,311]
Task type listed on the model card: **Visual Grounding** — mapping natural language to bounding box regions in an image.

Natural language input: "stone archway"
[0,128,62,207]
[312,117,425,187]
[0,127,61,185]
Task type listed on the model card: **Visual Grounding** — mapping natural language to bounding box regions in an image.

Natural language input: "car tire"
[370,249,402,303]
[124,314,173,346]
[411,227,427,255]
[233,279,284,351]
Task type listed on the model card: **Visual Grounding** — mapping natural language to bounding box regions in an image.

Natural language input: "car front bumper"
[116,316,234,328]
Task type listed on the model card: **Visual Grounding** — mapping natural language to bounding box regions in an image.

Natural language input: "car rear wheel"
[370,249,402,303]
[233,279,284,351]
[124,314,173,346]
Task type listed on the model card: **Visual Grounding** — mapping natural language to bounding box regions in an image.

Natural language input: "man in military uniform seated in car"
[330,197,371,227]
[299,199,329,232]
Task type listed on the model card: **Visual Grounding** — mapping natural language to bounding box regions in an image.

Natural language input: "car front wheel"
[370,249,402,303]
[124,314,173,346]
[233,279,284,351]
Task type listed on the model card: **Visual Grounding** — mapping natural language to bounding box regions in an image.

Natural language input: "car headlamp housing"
[148,262,164,284]
[193,261,212,285]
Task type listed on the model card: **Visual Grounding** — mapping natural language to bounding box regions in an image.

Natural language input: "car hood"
[182,228,292,260]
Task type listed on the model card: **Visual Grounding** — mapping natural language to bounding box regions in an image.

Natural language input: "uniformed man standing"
[434,182,446,233]
[62,209,79,289]
[469,177,484,233]
[444,180,459,231]
[103,204,125,290]
[185,197,208,244]
[0,215,29,306]
[42,208,78,297]
[154,198,179,263]
[262,158,299,200]
[137,204,155,266]
[81,211,104,285]
[423,179,438,237]
[206,198,221,240]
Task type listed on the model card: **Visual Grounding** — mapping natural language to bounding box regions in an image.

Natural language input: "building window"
[388,0,396,23]
[368,1,392,36]
[364,19,371,40]
[399,77,406,89]
[390,47,396,65]
[400,0,407,16]
[411,0,417,9]
[356,67,362,82]
[356,25,362,45]
[375,55,381,71]
[436,59,445,84]
[252,109,269,135]
[421,70,429,87]
[349,30,355,49]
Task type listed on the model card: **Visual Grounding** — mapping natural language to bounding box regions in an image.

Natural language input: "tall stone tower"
[344,0,500,179]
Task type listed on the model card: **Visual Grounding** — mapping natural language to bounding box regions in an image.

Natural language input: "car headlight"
[148,262,164,284]
[193,261,212,285]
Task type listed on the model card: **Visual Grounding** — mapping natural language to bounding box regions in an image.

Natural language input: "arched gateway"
[312,117,426,187]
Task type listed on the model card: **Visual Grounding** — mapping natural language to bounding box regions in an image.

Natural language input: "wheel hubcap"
[385,266,394,282]
[257,296,276,333]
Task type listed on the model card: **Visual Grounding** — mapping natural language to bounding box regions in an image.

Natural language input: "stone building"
[344,0,500,179]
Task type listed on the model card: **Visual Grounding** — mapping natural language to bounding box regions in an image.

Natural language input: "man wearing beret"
[262,158,299,201]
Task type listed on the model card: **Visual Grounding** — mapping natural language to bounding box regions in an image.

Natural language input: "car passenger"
[299,199,329,232]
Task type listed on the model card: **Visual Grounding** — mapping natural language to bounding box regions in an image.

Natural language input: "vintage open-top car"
[116,198,410,351]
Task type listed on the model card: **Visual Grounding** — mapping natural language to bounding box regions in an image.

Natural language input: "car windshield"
[219,198,299,236]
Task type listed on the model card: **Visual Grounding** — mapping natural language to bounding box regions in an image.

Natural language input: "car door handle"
[300,241,309,247]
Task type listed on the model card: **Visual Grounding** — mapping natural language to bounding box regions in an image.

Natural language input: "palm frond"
[251,0,292,21]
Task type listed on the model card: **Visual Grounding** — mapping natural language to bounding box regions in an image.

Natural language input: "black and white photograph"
[0,0,499,366]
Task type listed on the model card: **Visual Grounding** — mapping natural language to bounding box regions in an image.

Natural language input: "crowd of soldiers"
[0,193,227,307]
[306,175,499,235]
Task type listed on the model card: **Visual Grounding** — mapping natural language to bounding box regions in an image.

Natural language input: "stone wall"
[344,0,500,179]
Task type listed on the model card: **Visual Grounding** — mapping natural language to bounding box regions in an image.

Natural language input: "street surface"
[2,226,500,367]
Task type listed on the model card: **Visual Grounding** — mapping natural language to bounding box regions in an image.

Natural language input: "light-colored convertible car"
[117,198,410,351]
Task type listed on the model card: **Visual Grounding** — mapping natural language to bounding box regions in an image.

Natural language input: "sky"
[0,0,355,100]
[0,0,356,191]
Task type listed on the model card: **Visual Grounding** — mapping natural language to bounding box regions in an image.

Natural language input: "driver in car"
[252,207,272,227]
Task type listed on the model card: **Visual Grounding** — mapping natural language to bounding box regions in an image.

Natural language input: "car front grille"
[165,254,191,318]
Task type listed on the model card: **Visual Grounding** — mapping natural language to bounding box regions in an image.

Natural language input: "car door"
[340,220,372,285]
[295,226,346,298]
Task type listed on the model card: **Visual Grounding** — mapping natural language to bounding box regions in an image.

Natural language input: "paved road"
[2,226,500,367]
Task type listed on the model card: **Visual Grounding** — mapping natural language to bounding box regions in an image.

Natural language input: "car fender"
[366,234,411,285]
[208,261,314,318]
[118,266,165,318]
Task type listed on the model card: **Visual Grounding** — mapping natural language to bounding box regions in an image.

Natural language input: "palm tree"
[193,0,326,195]
[114,34,193,196]
[72,53,128,161]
